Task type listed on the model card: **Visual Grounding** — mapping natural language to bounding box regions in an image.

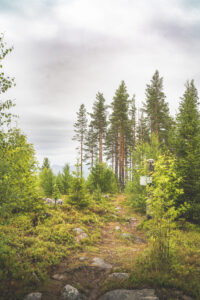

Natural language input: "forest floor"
[39,194,147,300]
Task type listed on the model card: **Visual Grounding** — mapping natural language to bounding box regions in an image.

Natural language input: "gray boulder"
[92,257,112,269]
[99,289,159,300]
[24,292,42,300]
[61,284,86,300]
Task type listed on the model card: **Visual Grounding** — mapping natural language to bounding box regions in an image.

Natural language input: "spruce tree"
[174,80,200,222]
[41,157,50,170]
[143,70,172,144]
[72,104,87,177]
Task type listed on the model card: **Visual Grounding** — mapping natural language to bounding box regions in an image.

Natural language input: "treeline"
[73,71,173,188]
[73,72,200,223]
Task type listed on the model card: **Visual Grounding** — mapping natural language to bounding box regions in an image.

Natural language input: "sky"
[0,0,200,167]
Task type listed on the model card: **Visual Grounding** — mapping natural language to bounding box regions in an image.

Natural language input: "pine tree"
[137,110,150,144]
[143,70,172,144]
[73,104,87,177]
[84,121,98,168]
[90,92,107,163]
[174,80,200,222]
[110,81,129,188]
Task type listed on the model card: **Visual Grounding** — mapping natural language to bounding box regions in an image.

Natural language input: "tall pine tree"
[73,104,87,177]
[90,92,107,163]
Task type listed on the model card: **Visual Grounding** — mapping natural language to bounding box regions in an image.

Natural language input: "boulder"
[24,292,42,300]
[92,257,112,269]
[99,289,159,300]
[61,284,86,300]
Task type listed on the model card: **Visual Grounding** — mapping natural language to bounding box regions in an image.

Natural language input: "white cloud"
[0,0,200,166]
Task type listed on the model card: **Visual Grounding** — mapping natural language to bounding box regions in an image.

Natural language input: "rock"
[73,228,88,242]
[132,249,138,252]
[79,256,88,261]
[115,226,121,231]
[43,198,54,205]
[105,195,109,199]
[73,228,84,234]
[52,273,67,280]
[92,257,112,269]
[61,284,86,300]
[115,207,120,210]
[75,232,88,242]
[121,233,131,238]
[57,199,63,205]
[130,217,137,222]
[24,292,42,300]
[99,289,159,300]
[108,273,129,280]
[43,198,63,205]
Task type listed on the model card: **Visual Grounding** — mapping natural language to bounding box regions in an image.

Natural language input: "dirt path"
[40,195,146,300]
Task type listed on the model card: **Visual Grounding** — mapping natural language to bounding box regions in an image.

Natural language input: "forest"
[0,34,200,300]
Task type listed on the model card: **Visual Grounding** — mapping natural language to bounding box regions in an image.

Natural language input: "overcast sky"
[1,0,200,167]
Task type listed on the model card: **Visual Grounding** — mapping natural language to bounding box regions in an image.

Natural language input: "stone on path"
[99,289,159,300]
[108,273,129,280]
[52,273,67,280]
[92,257,112,269]
[62,284,86,300]
[24,292,42,300]
[115,226,120,231]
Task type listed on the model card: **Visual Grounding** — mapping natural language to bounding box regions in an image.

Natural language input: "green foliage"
[126,135,161,213]
[0,33,15,127]
[143,70,173,145]
[68,165,90,208]
[53,183,61,203]
[41,157,50,170]
[56,172,64,194]
[87,161,118,194]
[174,80,200,222]
[147,154,184,266]
[73,104,88,176]
[0,129,42,215]
[39,167,54,197]
[62,163,72,194]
